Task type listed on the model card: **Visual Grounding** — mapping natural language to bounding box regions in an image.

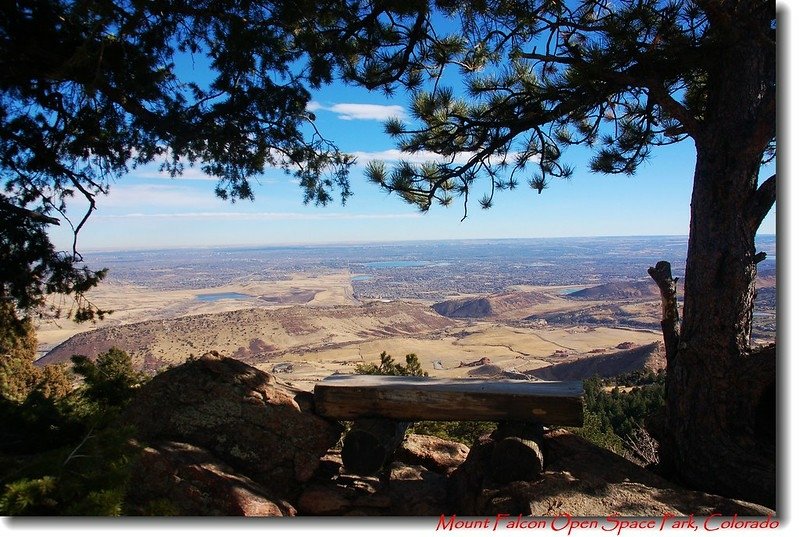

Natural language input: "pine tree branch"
[648,261,680,365]
[749,173,776,232]
[0,199,60,226]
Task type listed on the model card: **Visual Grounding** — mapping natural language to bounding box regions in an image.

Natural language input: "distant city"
[84,235,776,299]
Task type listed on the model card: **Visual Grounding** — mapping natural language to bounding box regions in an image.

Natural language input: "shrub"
[574,372,665,460]
[0,347,148,515]
[355,351,428,377]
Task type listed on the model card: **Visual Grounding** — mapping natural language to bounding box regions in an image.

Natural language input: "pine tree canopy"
[340,0,775,218]
[0,0,372,322]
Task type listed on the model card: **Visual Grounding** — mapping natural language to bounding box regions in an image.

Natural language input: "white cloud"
[308,102,406,121]
[351,149,477,165]
[99,184,224,209]
[351,149,533,167]
[133,169,218,182]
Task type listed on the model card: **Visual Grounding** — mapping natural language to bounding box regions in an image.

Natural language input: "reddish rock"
[449,429,775,517]
[296,478,391,515]
[128,441,296,516]
[297,485,352,514]
[125,353,342,499]
[387,462,448,516]
[396,434,469,474]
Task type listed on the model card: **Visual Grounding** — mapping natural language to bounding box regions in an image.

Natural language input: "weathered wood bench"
[314,375,584,476]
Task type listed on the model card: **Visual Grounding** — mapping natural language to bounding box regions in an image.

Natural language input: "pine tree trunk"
[660,22,776,507]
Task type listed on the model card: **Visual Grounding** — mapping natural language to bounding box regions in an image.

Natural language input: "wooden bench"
[314,375,584,476]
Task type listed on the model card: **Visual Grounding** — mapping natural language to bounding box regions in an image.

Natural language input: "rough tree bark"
[651,12,776,507]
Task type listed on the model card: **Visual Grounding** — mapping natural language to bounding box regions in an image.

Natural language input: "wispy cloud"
[133,170,218,182]
[308,101,406,121]
[351,149,477,165]
[99,184,225,209]
[95,211,423,221]
[351,149,532,167]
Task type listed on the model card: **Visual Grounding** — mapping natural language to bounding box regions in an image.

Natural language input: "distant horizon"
[77,232,777,256]
[45,52,775,253]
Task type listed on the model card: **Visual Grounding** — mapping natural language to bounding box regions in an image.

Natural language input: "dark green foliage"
[0,347,146,515]
[1,0,361,326]
[0,425,139,516]
[71,347,148,408]
[576,372,665,455]
[1,301,73,404]
[0,301,37,363]
[355,351,428,377]
[333,0,774,213]
[410,421,495,446]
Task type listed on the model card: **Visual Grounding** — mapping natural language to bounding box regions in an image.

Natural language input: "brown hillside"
[528,341,665,380]
[39,301,458,373]
[567,280,660,300]
[433,291,551,319]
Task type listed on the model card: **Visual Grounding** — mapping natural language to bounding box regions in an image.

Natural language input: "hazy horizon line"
[76,232,777,255]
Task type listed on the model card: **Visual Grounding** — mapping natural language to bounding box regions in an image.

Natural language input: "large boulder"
[127,441,296,516]
[125,353,342,500]
[395,434,469,475]
[449,428,775,517]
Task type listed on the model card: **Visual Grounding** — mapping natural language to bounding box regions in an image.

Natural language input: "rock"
[297,485,352,515]
[449,428,775,517]
[297,476,391,515]
[387,462,448,516]
[125,353,342,499]
[396,434,469,475]
[127,441,296,516]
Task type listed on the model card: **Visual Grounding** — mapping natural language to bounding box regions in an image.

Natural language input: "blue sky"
[49,20,779,252]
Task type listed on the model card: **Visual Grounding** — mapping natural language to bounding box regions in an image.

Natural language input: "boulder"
[296,474,391,515]
[127,441,296,516]
[395,434,469,475]
[125,353,342,499]
[449,428,775,517]
[387,462,448,516]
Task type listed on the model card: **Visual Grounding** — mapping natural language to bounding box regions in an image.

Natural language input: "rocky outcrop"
[120,354,775,518]
[295,459,447,516]
[127,441,296,516]
[449,428,775,517]
[125,352,342,500]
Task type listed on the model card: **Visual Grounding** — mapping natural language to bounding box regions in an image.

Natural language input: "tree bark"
[648,261,680,364]
[660,16,776,507]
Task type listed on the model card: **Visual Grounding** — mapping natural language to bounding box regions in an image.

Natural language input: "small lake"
[556,287,588,295]
[196,292,253,302]
[351,275,373,282]
[364,260,429,269]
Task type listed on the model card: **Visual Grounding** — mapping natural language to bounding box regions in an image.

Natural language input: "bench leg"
[341,418,411,475]
[490,421,545,483]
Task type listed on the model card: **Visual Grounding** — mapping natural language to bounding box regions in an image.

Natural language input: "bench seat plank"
[314,375,584,426]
